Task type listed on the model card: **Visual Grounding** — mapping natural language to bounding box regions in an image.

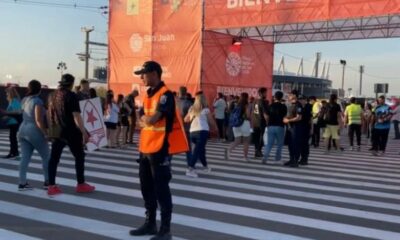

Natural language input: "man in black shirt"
[47,74,95,195]
[252,88,269,158]
[299,96,313,165]
[283,90,303,167]
[323,94,343,153]
[263,91,287,164]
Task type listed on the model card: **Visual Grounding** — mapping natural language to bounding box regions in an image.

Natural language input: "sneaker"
[357,146,361,151]
[47,185,62,196]
[298,161,308,166]
[76,183,95,193]
[261,159,267,165]
[43,181,49,190]
[201,167,212,173]
[371,151,379,156]
[349,146,354,151]
[2,154,18,159]
[185,168,198,178]
[18,183,33,191]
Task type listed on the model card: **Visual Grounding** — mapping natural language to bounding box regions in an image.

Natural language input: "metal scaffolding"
[215,15,400,43]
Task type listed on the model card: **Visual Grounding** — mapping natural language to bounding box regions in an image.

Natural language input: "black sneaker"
[43,181,49,190]
[3,154,18,159]
[299,161,308,166]
[18,183,33,191]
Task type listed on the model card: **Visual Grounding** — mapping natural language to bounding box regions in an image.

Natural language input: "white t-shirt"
[213,98,227,120]
[104,103,119,123]
[190,108,210,132]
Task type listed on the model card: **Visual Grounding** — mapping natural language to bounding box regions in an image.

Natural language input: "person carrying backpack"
[225,92,252,162]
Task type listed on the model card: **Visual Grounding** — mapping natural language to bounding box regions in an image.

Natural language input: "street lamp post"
[57,62,67,76]
[81,26,95,80]
[340,59,347,98]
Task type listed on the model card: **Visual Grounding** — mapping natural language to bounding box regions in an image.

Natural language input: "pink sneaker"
[76,183,95,193]
[47,185,62,196]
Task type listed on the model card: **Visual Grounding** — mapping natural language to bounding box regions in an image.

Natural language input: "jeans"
[348,124,361,146]
[188,131,209,168]
[48,131,85,185]
[8,124,19,156]
[372,128,390,151]
[393,120,400,139]
[263,126,284,161]
[18,125,49,184]
[139,155,172,229]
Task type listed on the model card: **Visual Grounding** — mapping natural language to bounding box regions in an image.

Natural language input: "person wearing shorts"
[323,94,342,154]
[226,92,252,162]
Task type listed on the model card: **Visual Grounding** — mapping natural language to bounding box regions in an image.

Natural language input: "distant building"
[273,74,332,98]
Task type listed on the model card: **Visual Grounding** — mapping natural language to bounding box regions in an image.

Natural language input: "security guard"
[283,90,303,168]
[130,61,189,240]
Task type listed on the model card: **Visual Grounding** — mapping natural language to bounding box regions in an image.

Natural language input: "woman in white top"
[184,91,217,178]
[104,91,119,148]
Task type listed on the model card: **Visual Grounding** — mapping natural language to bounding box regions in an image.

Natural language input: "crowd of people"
[0,60,399,239]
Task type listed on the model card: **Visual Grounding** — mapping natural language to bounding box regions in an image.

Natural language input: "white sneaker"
[349,147,354,151]
[201,167,212,173]
[185,168,198,178]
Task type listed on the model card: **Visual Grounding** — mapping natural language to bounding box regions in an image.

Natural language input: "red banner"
[201,31,274,101]
[108,0,202,96]
[205,0,400,30]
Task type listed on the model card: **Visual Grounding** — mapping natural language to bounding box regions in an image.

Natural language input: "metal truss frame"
[214,15,400,43]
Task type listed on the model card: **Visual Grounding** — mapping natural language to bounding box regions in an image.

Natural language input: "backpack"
[229,106,244,127]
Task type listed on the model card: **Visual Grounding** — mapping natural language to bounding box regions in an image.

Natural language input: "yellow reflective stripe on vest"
[142,126,166,131]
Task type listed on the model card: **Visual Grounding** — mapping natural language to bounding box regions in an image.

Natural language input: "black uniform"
[300,103,312,164]
[138,82,175,235]
[285,101,304,166]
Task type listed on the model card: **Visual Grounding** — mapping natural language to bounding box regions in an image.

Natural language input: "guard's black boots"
[130,211,157,236]
[150,226,172,240]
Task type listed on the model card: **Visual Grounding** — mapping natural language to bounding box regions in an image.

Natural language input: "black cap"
[59,74,75,86]
[134,61,162,76]
[298,95,307,100]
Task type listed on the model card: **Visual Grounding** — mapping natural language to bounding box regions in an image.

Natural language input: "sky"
[0,0,399,97]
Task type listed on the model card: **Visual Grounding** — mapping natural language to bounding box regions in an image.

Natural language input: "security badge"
[160,95,167,105]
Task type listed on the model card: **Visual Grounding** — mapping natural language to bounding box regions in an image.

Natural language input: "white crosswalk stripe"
[0,131,399,240]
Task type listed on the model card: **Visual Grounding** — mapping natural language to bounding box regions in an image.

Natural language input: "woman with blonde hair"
[1,87,22,159]
[184,91,217,178]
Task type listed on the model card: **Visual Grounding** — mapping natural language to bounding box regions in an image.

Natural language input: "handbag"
[47,124,62,140]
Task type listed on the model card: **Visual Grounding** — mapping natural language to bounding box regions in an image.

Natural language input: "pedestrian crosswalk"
[0,131,399,240]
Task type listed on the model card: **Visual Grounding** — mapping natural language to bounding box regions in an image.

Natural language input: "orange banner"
[205,0,400,30]
[201,31,274,101]
[108,0,202,96]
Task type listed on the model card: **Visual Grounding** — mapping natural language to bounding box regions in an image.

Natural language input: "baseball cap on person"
[134,61,162,76]
[58,74,75,86]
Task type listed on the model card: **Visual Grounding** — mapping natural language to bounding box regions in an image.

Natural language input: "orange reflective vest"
[139,85,189,155]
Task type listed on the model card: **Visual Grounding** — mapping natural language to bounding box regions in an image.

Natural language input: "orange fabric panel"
[201,31,274,99]
[108,0,202,97]
[205,0,400,30]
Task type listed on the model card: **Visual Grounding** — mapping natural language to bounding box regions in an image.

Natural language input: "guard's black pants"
[287,126,305,163]
[139,155,172,228]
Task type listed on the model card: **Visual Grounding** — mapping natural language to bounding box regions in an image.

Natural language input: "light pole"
[57,62,67,76]
[340,59,347,97]
[81,26,94,80]
[359,65,364,96]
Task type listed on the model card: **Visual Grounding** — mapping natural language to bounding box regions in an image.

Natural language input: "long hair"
[238,92,249,113]
[6,87,20,102]
[190,91,208,117]
[105,92,114,112]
